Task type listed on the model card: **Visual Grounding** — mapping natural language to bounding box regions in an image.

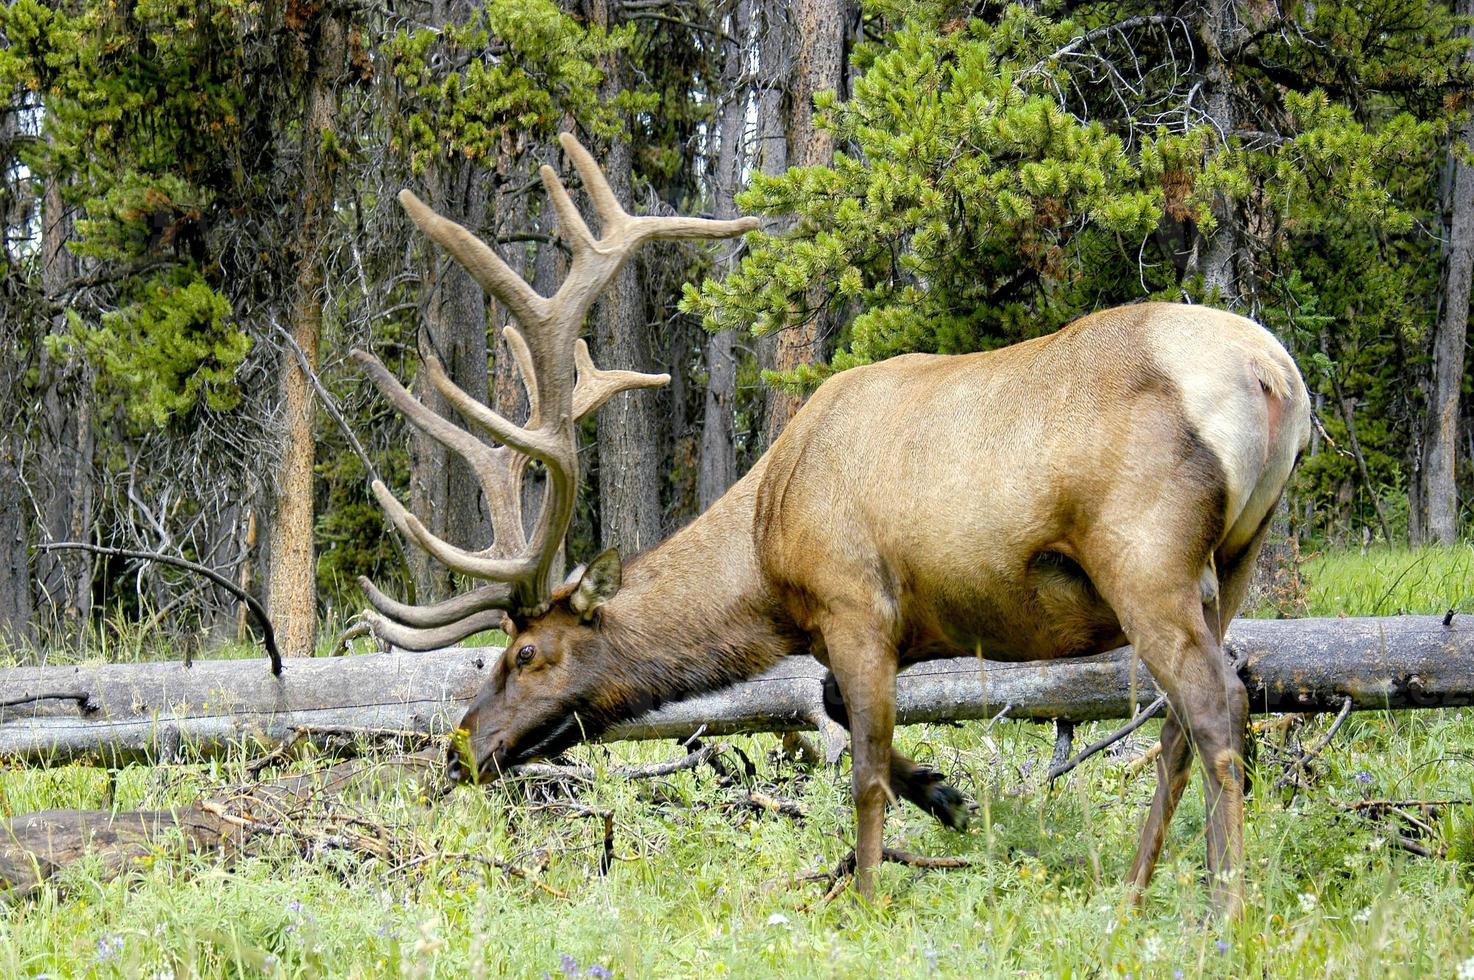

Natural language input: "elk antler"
[353,132,758,650]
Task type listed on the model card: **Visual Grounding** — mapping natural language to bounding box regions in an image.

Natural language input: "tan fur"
[457,302,1311,917]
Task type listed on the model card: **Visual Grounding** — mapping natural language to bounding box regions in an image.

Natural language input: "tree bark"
[34,177,94,637]
[266,12,346,658]
[409,155,491,599]
[588,0,664,552]
[0,445,33,649]
[699,0,753,510]
[1418,2,1474,544]
[403,0,494,600]
[4,616,1471,767]
[750,0,791,453]
[1195,0,1240,304]
[764,0,846,446]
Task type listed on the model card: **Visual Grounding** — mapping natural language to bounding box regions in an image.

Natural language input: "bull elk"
[354,132,1312,918]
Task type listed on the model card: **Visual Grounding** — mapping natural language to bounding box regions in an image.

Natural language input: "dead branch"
[1274,696,1355,790]
[34,542,281,674]
[740,789,807,820]
[1048,696,1167,781]
[0,692,96,714]
[803,847,972,905]
[508,741,728,783]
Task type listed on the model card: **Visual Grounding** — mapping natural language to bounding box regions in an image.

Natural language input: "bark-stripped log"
[1,616,1471,768]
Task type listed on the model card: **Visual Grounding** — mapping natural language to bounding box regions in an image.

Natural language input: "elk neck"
[583,463,807,722]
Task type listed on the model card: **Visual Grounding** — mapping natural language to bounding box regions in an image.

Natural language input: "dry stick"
[1391,836,1438,858]
[0,691,97,714]
[1274,695,1355,790]
[243,726,440,777]
[1125,711,1309,778]
[1050,719,1075,772]
[1047,695,1167,781]
[742,790,807,820]
[509,741,727,783]
[804,847,973,904]
[449,851,568,898]
[1338,797,1470,812]
[36,542,282,675]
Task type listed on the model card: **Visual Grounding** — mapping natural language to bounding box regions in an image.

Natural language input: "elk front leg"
[823,629,899,902]
[822,670,970,829]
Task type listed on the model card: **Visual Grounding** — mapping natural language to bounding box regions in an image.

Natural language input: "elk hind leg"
[1108,587,1248,918]
[1126,708,1192,901]
[822,670,970,830]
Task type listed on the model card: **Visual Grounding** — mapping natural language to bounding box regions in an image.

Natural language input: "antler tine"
[503,326,541,428]
[418,349,559,460]
[358,577,512,629]
[359,128,761,648]
[556,131,630,235]
[361,608,510,652]
[398,190,550,328]
[354,348,532,561]
[537,159,598,252]
[369,479,537,580]
[573,339,670,419]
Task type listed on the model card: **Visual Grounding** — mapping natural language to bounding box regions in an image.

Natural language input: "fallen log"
[1,616,1471,768]
[0,755,446,903]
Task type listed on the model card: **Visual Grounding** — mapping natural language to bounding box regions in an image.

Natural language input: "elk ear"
[569,548,622,621]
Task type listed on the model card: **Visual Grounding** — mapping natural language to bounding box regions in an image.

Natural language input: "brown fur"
[455,303,1311,917]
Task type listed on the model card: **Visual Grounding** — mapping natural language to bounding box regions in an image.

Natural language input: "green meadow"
[2,545,1471,978]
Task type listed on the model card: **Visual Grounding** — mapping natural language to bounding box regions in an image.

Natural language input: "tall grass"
[1,547,1471,977]
[1298,543,1474,618]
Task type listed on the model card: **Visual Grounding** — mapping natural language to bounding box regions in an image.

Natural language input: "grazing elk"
[355,132,1312,917]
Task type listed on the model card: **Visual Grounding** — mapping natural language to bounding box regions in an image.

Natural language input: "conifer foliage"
[0,0,1470,651]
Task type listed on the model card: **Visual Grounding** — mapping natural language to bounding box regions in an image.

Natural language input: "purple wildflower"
[94,935,124,963]
[559,953,579,976]
[587,967,612,979]
[1215,939,1230,954]
[286,899,304,913]
[1174,971,1185,978]
[1354,771,1374,785]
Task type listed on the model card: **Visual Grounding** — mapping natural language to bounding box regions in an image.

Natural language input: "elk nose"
[445,744,467,783]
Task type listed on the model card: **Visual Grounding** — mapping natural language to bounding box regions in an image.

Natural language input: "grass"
[1287,542,1474,619]
[2,546,1473,978]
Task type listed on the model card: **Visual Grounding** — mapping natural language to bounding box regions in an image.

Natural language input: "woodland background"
[2,0,1472,659]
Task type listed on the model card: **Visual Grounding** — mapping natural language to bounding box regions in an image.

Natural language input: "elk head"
[446,548,628,780]
[353,132,756,779]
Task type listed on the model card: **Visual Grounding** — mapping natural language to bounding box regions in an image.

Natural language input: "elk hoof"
[900,765,971,831]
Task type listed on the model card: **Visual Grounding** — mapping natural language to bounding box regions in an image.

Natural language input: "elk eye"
[515,644,536,667]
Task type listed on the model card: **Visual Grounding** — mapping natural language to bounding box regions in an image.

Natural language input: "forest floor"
[2,545,1473,978]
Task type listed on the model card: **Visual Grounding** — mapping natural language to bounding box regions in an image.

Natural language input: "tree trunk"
[1419,5,1474,544]
[764,0,846,446]
[409,155,491,599]
[1195,0,1240,304]
[266,13,346,658]
[589,1,664,552]
[404,0,494,600]
[34,177,94,638]
[4,616,1471,768]
[750,0,791,455]
[0,444,34,649]
[699,0,752,510]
